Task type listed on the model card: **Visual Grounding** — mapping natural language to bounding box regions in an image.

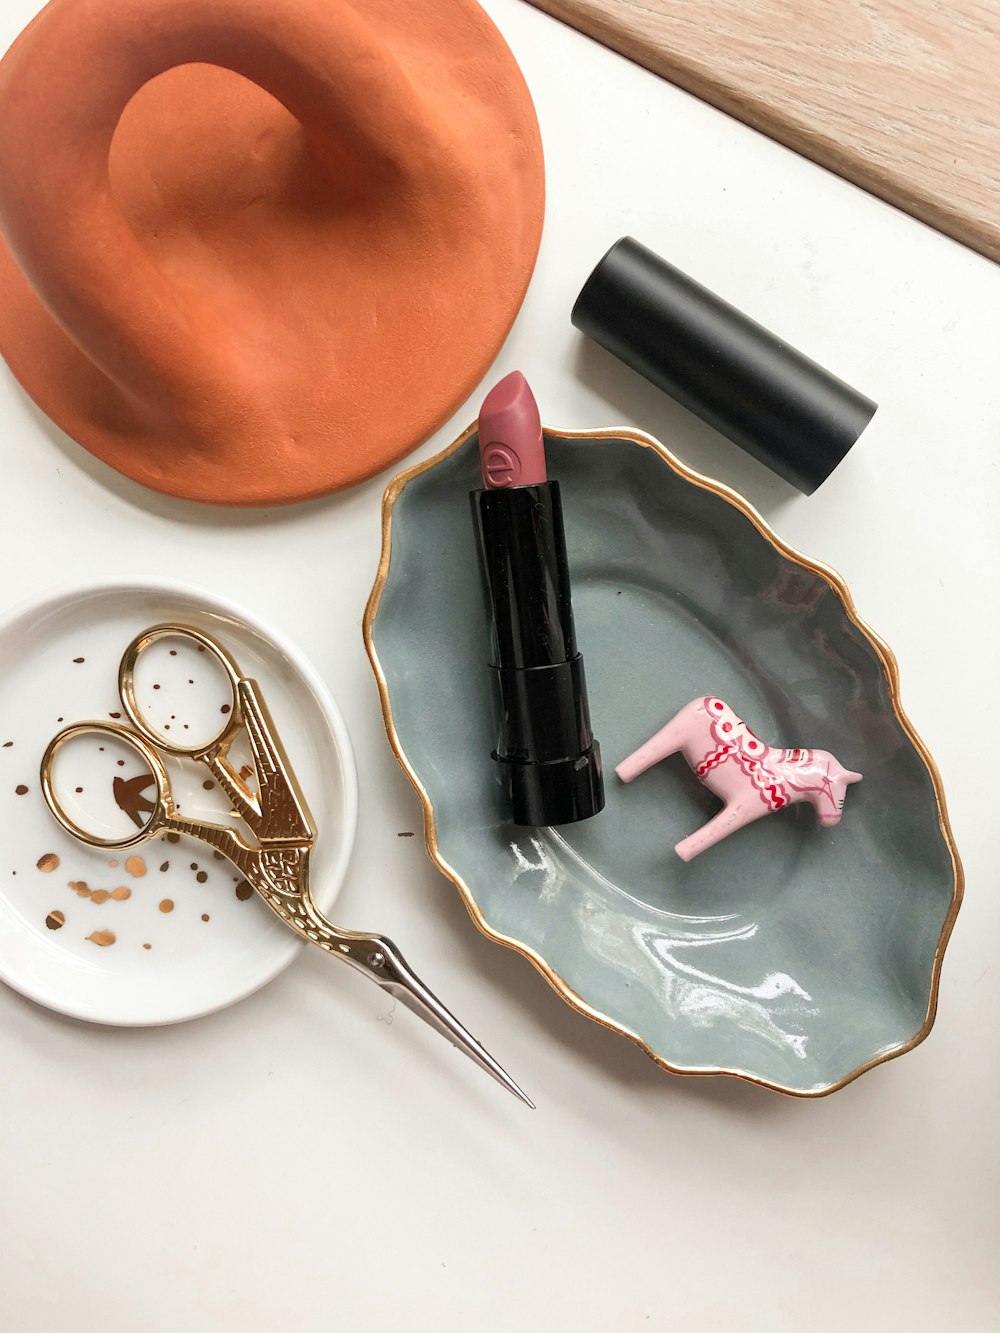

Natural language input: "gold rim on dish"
[362,423,964,1098]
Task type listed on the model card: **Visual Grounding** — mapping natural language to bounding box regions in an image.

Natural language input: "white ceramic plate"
[0,579,358,1025]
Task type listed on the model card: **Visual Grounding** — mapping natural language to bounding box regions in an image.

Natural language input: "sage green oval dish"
[365,425,962,1096]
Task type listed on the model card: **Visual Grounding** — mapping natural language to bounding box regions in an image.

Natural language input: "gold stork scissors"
[41,624,532,1107]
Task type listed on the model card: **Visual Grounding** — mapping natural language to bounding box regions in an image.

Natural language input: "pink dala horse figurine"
[616,696,862,862]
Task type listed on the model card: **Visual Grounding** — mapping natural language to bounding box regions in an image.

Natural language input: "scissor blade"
[376,947,534,1109]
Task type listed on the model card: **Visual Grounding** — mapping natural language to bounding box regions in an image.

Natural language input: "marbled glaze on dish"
[365,426,962,1096]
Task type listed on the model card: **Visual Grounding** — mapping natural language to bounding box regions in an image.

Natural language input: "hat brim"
[0,2,544,505]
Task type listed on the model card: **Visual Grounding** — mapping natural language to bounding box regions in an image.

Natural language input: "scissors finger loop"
[40,722,170,850]
[119,623,244,758]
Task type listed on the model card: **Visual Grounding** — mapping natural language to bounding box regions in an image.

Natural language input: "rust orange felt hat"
[0,0,544,505]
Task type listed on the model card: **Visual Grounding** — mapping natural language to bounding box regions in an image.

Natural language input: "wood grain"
[525,0,1000,262]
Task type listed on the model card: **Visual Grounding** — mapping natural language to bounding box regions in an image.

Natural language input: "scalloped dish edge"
[363,422,964,1098]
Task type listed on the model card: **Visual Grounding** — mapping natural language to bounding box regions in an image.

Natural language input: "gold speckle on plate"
[142,943,152,950]
[196,871,208,884]
[90,889,111,905]
[235,881,253,901]
[45,910,65,930]
[87,929,115,947]
[159,899,174,913]
[36,853,60,873]
[110,887,131,901]
[201,913,210,922]
[15,784,28,795]
[68,880,91,897]
[125,856,147,878]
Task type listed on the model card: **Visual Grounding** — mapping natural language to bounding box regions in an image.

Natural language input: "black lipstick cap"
[472,479,605,827]
[572,237,877,494]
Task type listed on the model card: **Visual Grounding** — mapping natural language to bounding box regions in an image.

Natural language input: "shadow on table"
[16,390,381,531]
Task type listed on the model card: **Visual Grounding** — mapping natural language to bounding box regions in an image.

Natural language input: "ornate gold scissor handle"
[40,625,532,1107]
[119,623,314,846]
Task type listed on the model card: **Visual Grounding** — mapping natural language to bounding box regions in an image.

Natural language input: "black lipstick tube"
[471,477,605,826]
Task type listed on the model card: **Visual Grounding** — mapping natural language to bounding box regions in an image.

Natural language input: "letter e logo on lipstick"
[483,443,520,487]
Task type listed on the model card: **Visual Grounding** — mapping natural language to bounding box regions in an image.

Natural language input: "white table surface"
[1,2,998,1330]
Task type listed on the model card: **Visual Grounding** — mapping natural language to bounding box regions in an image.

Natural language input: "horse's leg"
[617,705,696,783]
[675,801,767,862]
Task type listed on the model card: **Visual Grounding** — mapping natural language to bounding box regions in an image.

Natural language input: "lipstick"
[471,372,605,826]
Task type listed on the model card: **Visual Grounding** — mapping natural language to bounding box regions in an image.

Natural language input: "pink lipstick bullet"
[478,371,548,488]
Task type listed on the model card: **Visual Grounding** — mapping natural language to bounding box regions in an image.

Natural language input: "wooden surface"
[525,0,1000,263]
